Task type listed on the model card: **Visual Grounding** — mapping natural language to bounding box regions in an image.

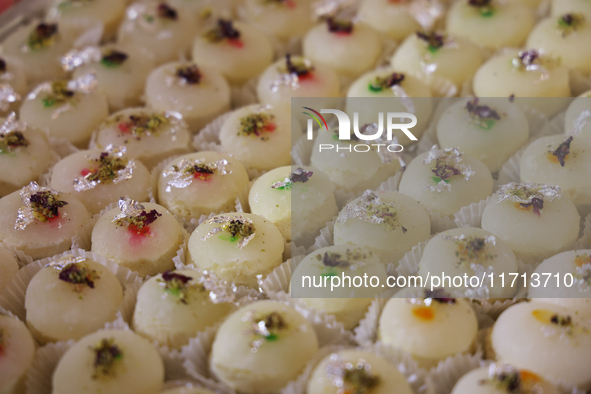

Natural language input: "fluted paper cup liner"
[261,260,292,295]
[426,208,458,234]
[453,197,491,228]
[0,249,142,324]
[376,170,404,192]
[231,76,259,109]
[0,243,34,268]
[291,134,314,166]
[395,240,429,278]
[353,297,390,347]
[304,219,335,254]
[25,339,75,394]
[157,343,191,381]
[423,352,486,394]
[192,112,231,152]
[48,137,78,159]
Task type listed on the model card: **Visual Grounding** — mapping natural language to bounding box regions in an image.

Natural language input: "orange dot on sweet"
[513,202,531,212]
[575,254,591,268]
[412,305,435,321]
[547,153,568,164]
[520,370,542,385]
[532,309,553,324]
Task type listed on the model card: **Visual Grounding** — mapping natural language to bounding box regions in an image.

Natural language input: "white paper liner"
[0,249,142,325]
[453,197,491,228]
[25,339,75,394]
[192,112,231,152]
[305,219,335,254]
[353,297,389,347]
[48,137,79,159]
[261,260,292,295]
[291,133,314,166]
[423,352,485,394]
[230,76,259,109]
[375,170,404,192]
[426,208,458,234]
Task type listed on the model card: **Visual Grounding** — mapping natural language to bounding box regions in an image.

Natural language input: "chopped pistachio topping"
[15,182,68,230]
[158,271,201,304]
[91,338,123,379]
[557,13,585,36]
[368,72,405,92]
[202,215,256,248]
[337,190,404,231]
[73,146,135,192]
[203,19,241,43]
[263,0,296,7]
[326,18,354,34]
[548,136,573,167]
[0,130,29,154]
[423,146,474,192]
[157,3,178,20]
[533,309,589,340]
[116,113,169,138]
[58,263,99,290]
[239,112,275,138]
[416,31,445,52]
[271,167,313,190]
[40,80,75,108]
[26,23,59,51]
[483,364,543,394]
[496,182,561,217]
[441,234,496,265]
[314,249,368,275]
[324,354,381,394]
[247,311,288,350]
[163,158,230,191]
[100,50,128,68]
[465,98,501,130]
[280,54,314,77]
[512,50,558,81]
[176,64,201,85]
[468,0,494,17]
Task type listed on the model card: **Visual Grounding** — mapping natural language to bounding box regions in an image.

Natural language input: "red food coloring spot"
[285,0,296,9]
[118,122,132,134]
[228,38,244,48]
[128,224,151,237]
[80,168,94,177]
[265,122,276,132]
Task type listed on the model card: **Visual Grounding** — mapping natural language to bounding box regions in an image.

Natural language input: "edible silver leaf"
[201,215,255,249]
[112,197,145,222]
[61,46,101,71]
[15,182,64,230]
[496,182,561,205]
[73,145,135,192]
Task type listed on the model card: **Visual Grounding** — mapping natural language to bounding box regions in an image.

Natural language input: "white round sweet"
[291,245,388,330]
[218,104,291,171]
[398,147,493,217]
[25,257,123,343]
[256,55,340,113]
[551,0,591,20]
[132,270,234,349]
[20,76,110,148]
[418,227,519,299]
[346,69,433,144]
[446,0,534,50]
[0,314,35,394]
[145,61,231,132]
[91,201,183,277]
[53,329,165,394]
[436,98,529,173]
[50,147,151,215]
[46,0,126,40]
[481,183,580,266]
[303,20,382,78]
[210,300,319,393]
[527,14,591,75]
[492,301,591,389]
[307,350,413,394]
[192,20,273,85]
[528,250,591,314]
[73,45,154,112]
[187,212,284,287]
[249,165,337,243]
[0,245,18,293]
[157,151,249,221]
[1,21,73,87]
[0,116,57,197]
[391,32,483,96]
[159,386,218,394]
[0,185,91,260]
[378,288,478,368]
[520,135,591,217]
[357,0,421,41]
[242,0,314,41]
[334,190,431,267]
[95,108,192,171]
[309,129,402,194]
[451,364,561,394]
[472,51,571,116]
[564,89,591,137]
[117,1,198,65]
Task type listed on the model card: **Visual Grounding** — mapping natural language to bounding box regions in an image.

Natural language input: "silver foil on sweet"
[201,215,256,249]
[46,254,87,269]
[198,270,263,305]
[423,145,475,193]
[391,85,415,114]
[162,158,230,192]
[0,83,20,111]
[313,0,359,19]
[73,145,135,192]
[575,262,591,293]
[512,50,551,82]
[323,353,375,390]
[61,46,101,71]
[360,123,406,166]
[270,72,300,92]
[496,182,561,205]
[337,190,397,225]
[572,110,591,135]
[440,233,496,246]
[15,182,63,230]
[271,167,313,189]
[462,263,495,299]
[0,112,27,136]
[112,197,145,222]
